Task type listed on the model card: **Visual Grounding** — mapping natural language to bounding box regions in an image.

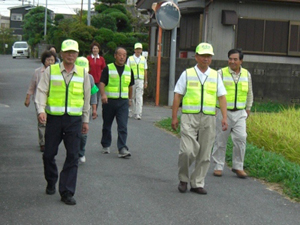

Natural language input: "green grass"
[251,101,300,112]
[156,103,300,202]
[226,138,300,200]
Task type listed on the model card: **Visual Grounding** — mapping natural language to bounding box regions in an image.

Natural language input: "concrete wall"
[146,56,300,105]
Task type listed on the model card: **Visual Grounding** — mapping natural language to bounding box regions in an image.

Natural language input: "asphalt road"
[0,55,299,225]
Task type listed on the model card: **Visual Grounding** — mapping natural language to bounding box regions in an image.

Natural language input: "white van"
[12,41,30,58]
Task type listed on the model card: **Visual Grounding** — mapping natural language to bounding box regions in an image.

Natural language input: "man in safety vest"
[212,49,253,179]
[35,39,91,205]
[172,43,228,195]
[126,42,148,120]
[99,47,135,157]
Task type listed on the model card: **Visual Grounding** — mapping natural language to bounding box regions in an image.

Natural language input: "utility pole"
[80,0,83,24]
[168,0,178,106]
[44,0,47,40]
[87,0,91,26]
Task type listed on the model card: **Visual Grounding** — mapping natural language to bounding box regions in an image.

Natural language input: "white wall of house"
[206,1,300,64]
[0,15,10,28]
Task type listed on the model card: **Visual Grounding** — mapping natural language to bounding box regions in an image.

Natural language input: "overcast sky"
[0,0,97,17]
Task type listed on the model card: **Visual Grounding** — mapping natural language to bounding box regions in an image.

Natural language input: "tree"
[47,18,97,55]
[91,14,117,32]
[22,6,53,46]
[94,1,132,32]
[54,14,65,26]
[0,28,17,54]
[96,0,126,6]
[32,0,148,63]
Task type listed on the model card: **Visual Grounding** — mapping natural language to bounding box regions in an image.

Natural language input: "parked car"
[12,41,30,59]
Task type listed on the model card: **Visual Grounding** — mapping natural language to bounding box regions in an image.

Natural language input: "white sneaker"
[79,156,86,164]
[118,148,131,158]
[135,115,141,120]
[128,111,133,118]
[102,147,110,154]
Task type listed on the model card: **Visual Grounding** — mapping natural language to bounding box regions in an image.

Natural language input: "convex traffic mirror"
[155,1,181,30]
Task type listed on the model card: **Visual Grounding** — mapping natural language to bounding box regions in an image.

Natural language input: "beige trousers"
[212,108,247,171]
[129,79,144,117]
[178,113,216,188]
[35,103,46,146]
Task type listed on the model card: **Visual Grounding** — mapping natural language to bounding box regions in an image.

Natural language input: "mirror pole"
[155,26,163,106]
[168,0,178,106]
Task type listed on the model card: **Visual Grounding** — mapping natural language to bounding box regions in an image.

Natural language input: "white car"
[12,41,30,58]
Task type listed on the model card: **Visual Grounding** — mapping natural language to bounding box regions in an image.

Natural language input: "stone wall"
[145,56,300,105]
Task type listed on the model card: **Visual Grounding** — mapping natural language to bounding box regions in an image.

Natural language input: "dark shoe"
[232,169,247,179]
[190,187,207,195]
[178,181,188,193]
[45,185,56,195]
[213,170,223,177]
[40,145,45,152]
[61,192,76,205]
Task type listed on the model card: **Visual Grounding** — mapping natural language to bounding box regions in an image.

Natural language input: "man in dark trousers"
[35,39,91,205]
[99,47,134,157]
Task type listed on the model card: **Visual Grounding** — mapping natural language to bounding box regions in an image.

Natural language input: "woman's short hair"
[90,41,101,52]
[41,50,56,66]
[47,45,57,52]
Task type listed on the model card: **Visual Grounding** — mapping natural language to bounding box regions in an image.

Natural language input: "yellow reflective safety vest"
[105,63,131,99]
[182,67,218,115]
[46,64,84,116]
[128,55,146,80]
[219,67,248,109]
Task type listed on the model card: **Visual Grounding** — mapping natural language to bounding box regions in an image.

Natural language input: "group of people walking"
[24,39,252,205]
[24,39,148,205]
[172,43,253,195]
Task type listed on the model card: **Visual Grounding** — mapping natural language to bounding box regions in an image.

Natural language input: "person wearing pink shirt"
[24,50,56,152]
[87,41,106,108]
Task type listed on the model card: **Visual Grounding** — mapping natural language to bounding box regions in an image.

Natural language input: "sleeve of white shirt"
[217,72,227,97]
[126,58,130,66]
[174,70,187,95]
[144,59,148,70]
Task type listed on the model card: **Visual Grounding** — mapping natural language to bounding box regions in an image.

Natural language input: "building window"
[289,21,300,56]
[179,13,202,50]
[11,13,23,21]
[236,18,295,56]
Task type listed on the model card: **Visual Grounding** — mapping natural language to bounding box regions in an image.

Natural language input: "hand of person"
[144,82,148,89]
[38,112,47,125]
[129,99,132,106]
[92,110,97,119]
[246,109,251,119]
[221,118,228,131]
[24,99,30,107]
[101,94,108,104]
[82,123,89,134]
[171,117,179,130]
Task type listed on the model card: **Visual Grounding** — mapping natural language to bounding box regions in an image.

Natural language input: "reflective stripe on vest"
[182,67,218,115]
[128,56,145,80]
[46,64,84,116]
[105,63,131,99]
[218,67,248,109]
